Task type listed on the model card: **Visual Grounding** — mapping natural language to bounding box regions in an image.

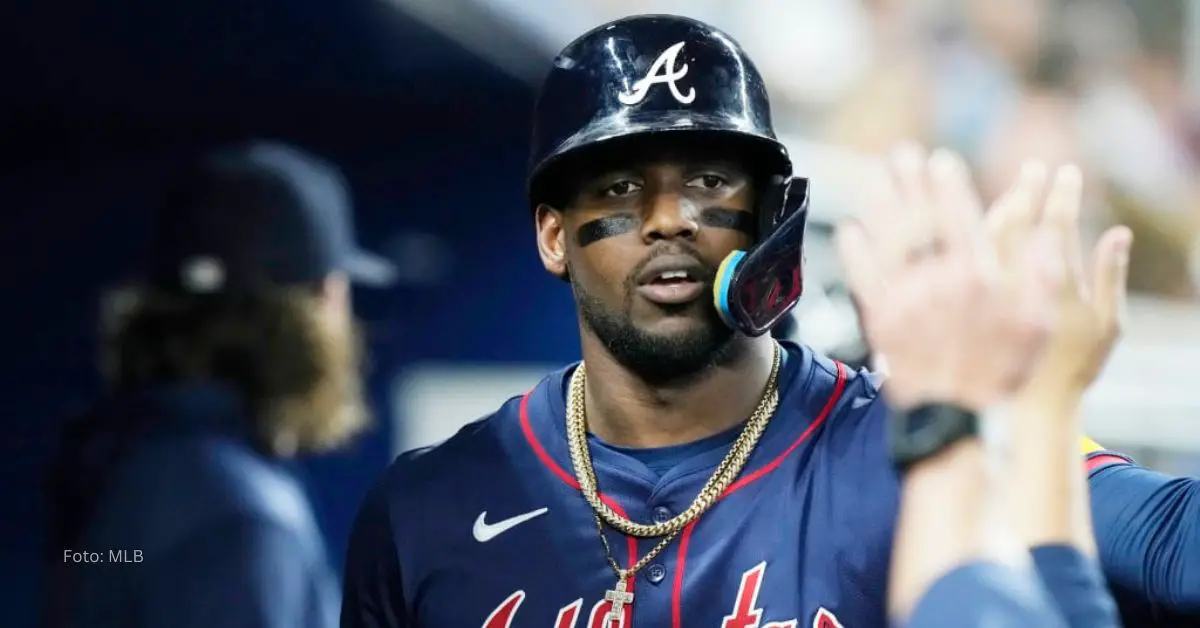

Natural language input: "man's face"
[535,152,757,383]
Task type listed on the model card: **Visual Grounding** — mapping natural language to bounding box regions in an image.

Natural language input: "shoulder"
[777,343,896,490]
[382,393,527,496]
[782,341,889,432]
[138,514,340,628]
[369,366,571,523]
[95,437,323,556]
[344,375,564,593]
[161,512,317,567]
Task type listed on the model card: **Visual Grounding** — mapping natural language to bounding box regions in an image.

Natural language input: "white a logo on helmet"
[618,41,696,106]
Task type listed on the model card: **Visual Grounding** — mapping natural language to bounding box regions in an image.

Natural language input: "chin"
[639,323,712,348]
[635,306,712,333]
[639,313,731,347]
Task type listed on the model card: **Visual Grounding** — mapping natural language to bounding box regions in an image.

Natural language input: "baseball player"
[341,14,1198,627]
[47,141,392,628]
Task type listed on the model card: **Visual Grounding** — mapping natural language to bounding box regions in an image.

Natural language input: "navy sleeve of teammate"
[1030,544,1119,628]
[905,562,1066,628]
[140,516,337,628]
[341,481,406,628]
[1089,461,1200,614]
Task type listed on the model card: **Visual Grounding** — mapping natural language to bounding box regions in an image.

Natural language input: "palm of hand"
[986,166,1132,392]
[837,148,1066,410]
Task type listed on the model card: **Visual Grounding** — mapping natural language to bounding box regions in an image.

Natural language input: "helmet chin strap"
[713,178,810,337]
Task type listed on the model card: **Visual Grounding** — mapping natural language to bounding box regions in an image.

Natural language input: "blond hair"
[100,284,369,455]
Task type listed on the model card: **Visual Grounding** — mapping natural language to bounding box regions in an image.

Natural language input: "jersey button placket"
[646,507,672,585]
[645,563,667,585]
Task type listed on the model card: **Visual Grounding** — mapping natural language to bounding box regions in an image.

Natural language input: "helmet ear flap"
[755,177,808,242]
[714,178,810,337]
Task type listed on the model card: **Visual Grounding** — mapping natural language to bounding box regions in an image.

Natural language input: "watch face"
[892,404,979,466]
[904,411,945,452]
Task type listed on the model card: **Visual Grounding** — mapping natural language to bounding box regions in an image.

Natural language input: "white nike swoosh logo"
[473,507,549,542]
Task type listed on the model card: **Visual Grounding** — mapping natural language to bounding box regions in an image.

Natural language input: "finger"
[1041,164,1085,293]
[928,148,986,255]
[1090,225,1134,336]
[1012,225,1065,354]
[890,142,934,245]
[985,183,1021,267]
[835,220,886,313]
[859,157,910,274]
[988,161,1049,276]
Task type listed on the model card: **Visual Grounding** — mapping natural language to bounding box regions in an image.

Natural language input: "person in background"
[45,141,395,628]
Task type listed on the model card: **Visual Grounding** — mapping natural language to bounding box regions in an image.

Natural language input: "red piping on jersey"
[518,393,640,624]
[518,361,849,628]
[672,361,848,628]
[1085,454,1129,473]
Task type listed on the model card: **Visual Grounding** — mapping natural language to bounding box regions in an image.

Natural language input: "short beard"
[572,272,740,387]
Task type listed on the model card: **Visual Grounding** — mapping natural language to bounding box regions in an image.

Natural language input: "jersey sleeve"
[1087,451,1200,616]
[1029,544,1119,628]
[341,480,407,628]
[905,561,1066,628]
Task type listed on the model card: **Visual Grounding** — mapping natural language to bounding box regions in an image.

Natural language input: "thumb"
[1090,226,1134,335]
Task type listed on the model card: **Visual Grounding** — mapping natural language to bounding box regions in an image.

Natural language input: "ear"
[535,203,569,280]
[315,272,352,327]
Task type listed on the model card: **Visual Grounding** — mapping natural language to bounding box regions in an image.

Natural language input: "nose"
[640,191,699,243]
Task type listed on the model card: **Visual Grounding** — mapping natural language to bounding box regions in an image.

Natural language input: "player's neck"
[578,335,777,449]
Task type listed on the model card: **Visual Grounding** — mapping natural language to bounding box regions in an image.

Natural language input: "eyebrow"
[583,160,750,183]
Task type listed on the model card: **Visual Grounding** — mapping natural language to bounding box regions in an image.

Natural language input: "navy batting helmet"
[527,14,810,337]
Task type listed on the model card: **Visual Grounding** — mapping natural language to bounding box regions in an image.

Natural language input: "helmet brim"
[527,112,790,208]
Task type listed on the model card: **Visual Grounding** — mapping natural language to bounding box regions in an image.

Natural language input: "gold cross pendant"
[604,574,634,628]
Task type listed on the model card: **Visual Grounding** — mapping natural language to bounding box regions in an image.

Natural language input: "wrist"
[890,403,982,473]
[1011,386,1084,440]
[1016,380,1085,410]
[1017,364,1089,405]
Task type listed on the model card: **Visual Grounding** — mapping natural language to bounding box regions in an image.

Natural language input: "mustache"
[626,244,718,288]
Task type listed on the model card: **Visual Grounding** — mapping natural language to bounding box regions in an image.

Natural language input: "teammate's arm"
[835,147,1070,627]
[889,437,1039,625]
[1089,459,1200,614]
[988,160,1129,628]
[1008,382,1121,628]
[906,562,1066,628]
[140,516,337,628]
[341,482,407,628]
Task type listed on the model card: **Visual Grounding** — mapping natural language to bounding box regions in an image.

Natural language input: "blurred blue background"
[0,1,582,624]
[5,0,1200,625]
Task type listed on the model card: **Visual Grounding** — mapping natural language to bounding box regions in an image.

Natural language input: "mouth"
[635,256,709,306]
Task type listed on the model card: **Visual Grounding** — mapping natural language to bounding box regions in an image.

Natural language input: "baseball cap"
[148,141,396,294]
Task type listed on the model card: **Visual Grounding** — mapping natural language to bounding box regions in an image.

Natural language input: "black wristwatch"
[890,403,981,472]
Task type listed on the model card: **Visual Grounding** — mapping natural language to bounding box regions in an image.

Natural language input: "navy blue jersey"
[47,382,340,628]
[342,343,898,627]
[1085,453,1200,626]
[1029,545,1119,628]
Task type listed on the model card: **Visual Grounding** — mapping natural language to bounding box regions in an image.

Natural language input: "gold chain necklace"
[565,343,782,626]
